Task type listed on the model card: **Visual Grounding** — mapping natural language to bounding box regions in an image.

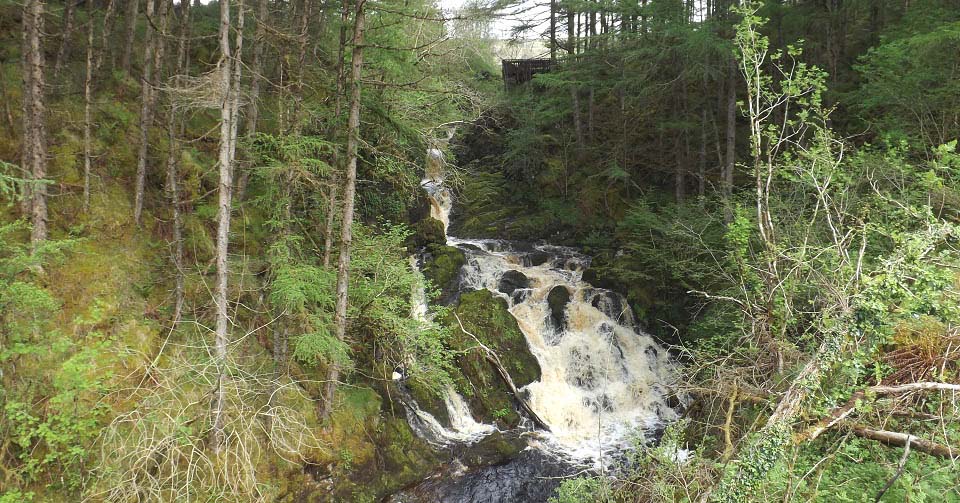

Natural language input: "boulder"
[407,217,446,250]
[497,270,529,295]
[546,285,571,331]
[422,244,466,305]
[523,251,551,267]
[445,289,541,428]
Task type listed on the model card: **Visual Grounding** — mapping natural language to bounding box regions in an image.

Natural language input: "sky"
[199,0,548,41]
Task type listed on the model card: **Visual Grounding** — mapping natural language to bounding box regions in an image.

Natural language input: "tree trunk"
[699,107,707,199]
[849,424,958,459]
[121,0,140,75]
[212,0,244,453]
[234,0,268,202]
[723,56,736,223]
[245,0,268,137]
[292,0,312,134]
[322,177,339,268]
[549,0,557,61]
[133,0,167,226]
[23,0,48,249]
[165,0,191,325]
[323,0,352,269]
[567,7,583,151]
[53,0,76,79]
[83,2,95,212]
[587,88,594,140]
[321,0,365,421]
[675,136,685,202]
[95,0,116,72]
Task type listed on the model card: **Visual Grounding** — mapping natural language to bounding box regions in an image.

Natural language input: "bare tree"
[212,0,245,452]
[321,0,366,420]
[95,0,117,72]
[83,2,95,212]
[22,0,48,248]
[165,0,191,324]
[134,0,169,226]
[722,56,736,222]
[322,0,352,269]
[234,0,268,202]
[52,0,76,78]
[120,0,140,75]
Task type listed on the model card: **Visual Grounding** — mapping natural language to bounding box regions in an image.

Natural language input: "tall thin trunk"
[246,0,268,137]
[699,107,707,199]
[0,60,13,132]
[23,0,47,248]
[588,0,596,50]
[321,0,365,421]
[95,0,116,72]
[587,88,594,140]
[549,0,557,61]
[134,0,168,226]
[323,0,352,269]
[292,0,312,133]
[234,0,268,202]
[83,5,95,212]
[121,0,140,74]
[165,0,191,325]
[213,0,244,453]
[53,0,76,79]
[723,56,736,223]
[567,6,583,151]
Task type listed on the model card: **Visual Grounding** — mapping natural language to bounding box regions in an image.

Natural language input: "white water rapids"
[409,139,678,462]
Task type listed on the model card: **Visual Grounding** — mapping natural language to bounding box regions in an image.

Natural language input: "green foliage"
[853,20,960,149]
[711,422,791,502]
[549,476,612,503]
[0,223,111,491]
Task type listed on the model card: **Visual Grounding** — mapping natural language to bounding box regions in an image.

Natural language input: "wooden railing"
[502,59,553,89]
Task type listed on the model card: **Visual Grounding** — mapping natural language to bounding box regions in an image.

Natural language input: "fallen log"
[801,381,960,441]
[847,423,958,460]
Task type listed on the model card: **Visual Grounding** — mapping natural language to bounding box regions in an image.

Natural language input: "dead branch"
[801,381,960,441]
[847,423,957,459]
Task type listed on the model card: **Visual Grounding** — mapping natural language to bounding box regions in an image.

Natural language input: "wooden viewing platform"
[502,59,553,89]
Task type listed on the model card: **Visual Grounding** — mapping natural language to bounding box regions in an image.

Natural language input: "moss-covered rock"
[407,216,446,250]
[285,383,443,503]
[329,415,442,502]
[444,289,541,428]
[422,244,466,304]
[406,377,450,427]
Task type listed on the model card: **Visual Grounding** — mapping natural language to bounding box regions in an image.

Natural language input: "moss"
[325,392,442,502]
[407,216,446,250]
[406,377,450,426]
[444,289,541,428]
[422,244,465,303]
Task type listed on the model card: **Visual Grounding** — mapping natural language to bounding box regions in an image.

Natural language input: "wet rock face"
[447,289,541,428]
[590,289,632,326]
[498,270,530,295]
[387,448,569,503]
[422,244,466,305]
[547,285,571,333]
[523,251,551,267]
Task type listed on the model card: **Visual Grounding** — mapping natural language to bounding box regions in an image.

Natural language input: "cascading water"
[403,256,496,445]
[395,132,679,500]
[451,237,678,459]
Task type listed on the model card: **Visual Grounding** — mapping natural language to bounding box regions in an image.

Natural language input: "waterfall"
[452,238,677,459]
[411,131,678,462]
[405,256,495,445]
